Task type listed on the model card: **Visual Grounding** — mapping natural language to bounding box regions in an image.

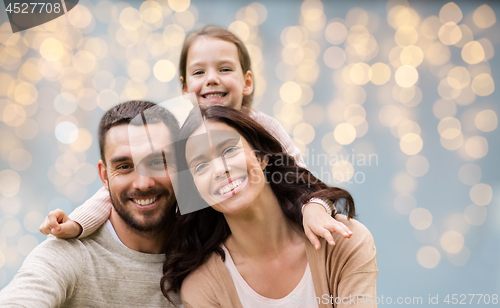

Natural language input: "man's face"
[99,122,176,233]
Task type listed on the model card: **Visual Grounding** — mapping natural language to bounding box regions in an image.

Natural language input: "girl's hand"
[303,202,352,250]
[39,209,83,239]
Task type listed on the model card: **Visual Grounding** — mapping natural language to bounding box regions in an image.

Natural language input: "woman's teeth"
[133,197,157,205]
[203,93,225,98]
[218,179,243,195]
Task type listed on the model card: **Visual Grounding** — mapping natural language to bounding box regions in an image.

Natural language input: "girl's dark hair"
[160,105,354,303]
[179,26,254,107]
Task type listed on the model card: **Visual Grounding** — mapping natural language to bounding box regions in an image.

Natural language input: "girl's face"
[183,37,253,110]
[184,121,267,215]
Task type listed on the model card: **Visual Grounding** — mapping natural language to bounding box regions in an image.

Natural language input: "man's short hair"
[98,101,180,164]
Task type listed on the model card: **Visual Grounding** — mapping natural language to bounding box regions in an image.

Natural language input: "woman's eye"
[150,160,166,168]
[194,163,209,174]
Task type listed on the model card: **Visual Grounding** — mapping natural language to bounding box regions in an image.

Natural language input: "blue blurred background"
[1,0,499,305]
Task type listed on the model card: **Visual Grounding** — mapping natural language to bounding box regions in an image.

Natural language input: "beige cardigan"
[181,215,378,308]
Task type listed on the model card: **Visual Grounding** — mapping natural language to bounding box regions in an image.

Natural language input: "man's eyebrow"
[109,156,132,165]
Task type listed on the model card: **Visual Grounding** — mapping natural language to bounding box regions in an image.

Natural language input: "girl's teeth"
[133,197,157,205]
[218,179,242,195]
[204,93,225,98]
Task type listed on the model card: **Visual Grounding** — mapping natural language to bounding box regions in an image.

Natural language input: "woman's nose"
[212,157,230,179]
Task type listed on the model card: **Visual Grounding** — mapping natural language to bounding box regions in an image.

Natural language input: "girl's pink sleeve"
[68,186,112,238]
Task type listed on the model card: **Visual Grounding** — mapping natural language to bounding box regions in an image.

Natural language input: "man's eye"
[117,164,132,170]
[223,146,238,157]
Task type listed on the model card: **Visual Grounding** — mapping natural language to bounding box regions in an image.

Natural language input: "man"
[0,101,182,307]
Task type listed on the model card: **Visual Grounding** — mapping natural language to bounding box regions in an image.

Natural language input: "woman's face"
[184,121,267,215]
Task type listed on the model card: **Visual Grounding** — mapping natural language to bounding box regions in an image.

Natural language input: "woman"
[161,105,378,308]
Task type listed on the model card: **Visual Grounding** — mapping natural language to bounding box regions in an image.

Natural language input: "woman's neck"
[223,184,303,261]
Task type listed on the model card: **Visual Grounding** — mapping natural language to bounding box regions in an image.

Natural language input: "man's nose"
[133,174,156,190]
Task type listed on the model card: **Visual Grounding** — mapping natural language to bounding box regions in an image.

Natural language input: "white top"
[222,245,319,308]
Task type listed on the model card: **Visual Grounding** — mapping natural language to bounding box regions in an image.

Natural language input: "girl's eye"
[220,67,232,72]
[193,70,204,76]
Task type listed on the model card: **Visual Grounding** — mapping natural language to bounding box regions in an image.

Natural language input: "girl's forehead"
[188,37,240,62]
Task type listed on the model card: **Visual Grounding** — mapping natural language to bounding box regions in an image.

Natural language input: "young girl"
[161,105,377,307]
[40,26,352,249]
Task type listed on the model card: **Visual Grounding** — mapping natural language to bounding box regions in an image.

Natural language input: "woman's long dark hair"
[160,105,355,303]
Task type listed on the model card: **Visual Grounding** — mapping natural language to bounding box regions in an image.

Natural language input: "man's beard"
[108,185,175,233]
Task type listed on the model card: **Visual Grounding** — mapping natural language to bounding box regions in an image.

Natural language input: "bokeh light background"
[1,0,499,301]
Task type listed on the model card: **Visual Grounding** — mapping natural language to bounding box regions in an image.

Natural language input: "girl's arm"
[39,187,112,238]
[251,110,352,248]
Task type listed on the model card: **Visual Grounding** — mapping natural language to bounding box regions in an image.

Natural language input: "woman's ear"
[257,155,268,170]
[243,70,254,96]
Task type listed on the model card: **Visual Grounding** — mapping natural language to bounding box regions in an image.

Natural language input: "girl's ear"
[243,70,254,96]
[181,77,189,95]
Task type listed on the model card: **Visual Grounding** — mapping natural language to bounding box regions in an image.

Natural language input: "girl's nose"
[205,70,220,86]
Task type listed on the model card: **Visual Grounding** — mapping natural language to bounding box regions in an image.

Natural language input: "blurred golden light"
[388,46,403,67]
[473,4,496,29]
[455,24,473,48]
[39,38,64,61]
[464,136,488,159]
[447,66,470,90]
[393,172,417,194]
[344,104,366,126]
[331,160,354,183]
[2,104,26,127]
[395,65,418,88]
[14,82,37,105]
[438,22,462,46]
[140,0,163,24]
[417,246,440,269]
[475,109,497,132]
[440,132,463,151]
[74,163,97,185]
[447,213,470,235]
[461,41,485,64]
[323,46,345,69]
[281,26,307,48]
[440,230,464,254]
[346,7,369,27]
[448,246,470,267]
[228,21,250,42]
[394,193,417,215]
[18,60,42,84]
[278,102,303,125]
[454,85,476,106]
[282,46,304,65]
[477,38,494,61]
[400,46,423,67]
[369,62,391,85]
[379,105,402,127]
[153,59,176,83]
[17,235,39,257]
[302,8,326,32]
[420,15,441,40]
[406,155,429,177]
[128,59,151,82]
[162,24,185,47]
[296,63,319,84]
[247,2,267,24]
[298,84,314,106]
[72,51,96,74]
[400,133,423,155]
[0,170,21,197]
[67,5,93,29]
[321,133,343,154]
[97,89,120,111]
[168,0,190,12]
[409,208,432,230]
[464,204,487,226]
[247,44,262,65]
[280,81,302,104]
[344,85,366,105]
[303,104,325,126]
[334,123,356,145]
[395,26,418,47]
[53,93,77,115]
[119,7,142,31]
[438,116,461,139]
[425,42,451,66]
[325,21,347,45]
[396,119,421,139]
[349,62,370,85]
[470,183,492,206]
[8,149,32,171]
[293,123,315,145]
[15,118,38,140]
[459,163,481,186]
[388,6,420,29]
[70,128,93,152]
[354,120,369,138]
[439,2,462,24]
[438,78,461,100]
[471,73,494,96]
